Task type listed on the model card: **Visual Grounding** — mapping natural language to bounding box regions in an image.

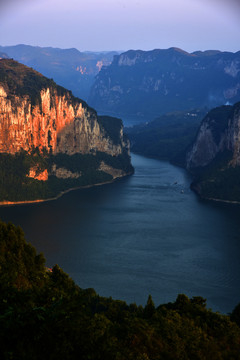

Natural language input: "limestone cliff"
[0,59,133,203]
[186,102,240,202]
[186,106,233,168]
[186,104,240,169]
[0,60,128,157]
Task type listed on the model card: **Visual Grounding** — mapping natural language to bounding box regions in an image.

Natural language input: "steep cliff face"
[0,85,126,156]
[0,59,128,156]
[186,106,235,168]
[0,59,133,203]
[89,48,240,122]
[186,102,240,202]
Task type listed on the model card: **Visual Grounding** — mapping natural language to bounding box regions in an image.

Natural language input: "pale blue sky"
[0,0,239,52]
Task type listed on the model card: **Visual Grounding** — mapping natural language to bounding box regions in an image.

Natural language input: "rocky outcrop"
[27,165,82,181]
[51,165,81,179]
[27,167,49,181]
[89,48,240,121]
[98,161,125,179]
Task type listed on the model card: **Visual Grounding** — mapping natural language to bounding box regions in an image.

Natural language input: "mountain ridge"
[0,44,119,100]
[89,47,240,122]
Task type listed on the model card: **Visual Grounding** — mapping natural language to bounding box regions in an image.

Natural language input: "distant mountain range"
[2,45,240,125]
[0,44,119,101]
[89,47,240,122]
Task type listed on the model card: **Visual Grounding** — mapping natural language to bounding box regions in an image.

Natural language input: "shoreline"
[202,196,240,205]
[0,172,133,207]
[191,185,240,205]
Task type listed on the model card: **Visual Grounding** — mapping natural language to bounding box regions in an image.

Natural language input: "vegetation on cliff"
[0,44,118,100]
[0,149,133,202]
[0,59,133,203]
[0,58,91,109]
[0,220,240,359]
[126,109,206,164]
[190,151,240,202]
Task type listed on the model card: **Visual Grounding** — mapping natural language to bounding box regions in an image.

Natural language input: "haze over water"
[1,153,240,314]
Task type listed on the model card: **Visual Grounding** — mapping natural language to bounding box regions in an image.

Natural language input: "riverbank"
[202,196,240,205]
[190,183,240,206]
[0,171,133,207]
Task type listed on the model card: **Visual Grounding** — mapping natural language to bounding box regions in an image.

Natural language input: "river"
[0,153,240,314]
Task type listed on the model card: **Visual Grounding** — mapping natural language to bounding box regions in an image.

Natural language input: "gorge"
[1,46,240,317]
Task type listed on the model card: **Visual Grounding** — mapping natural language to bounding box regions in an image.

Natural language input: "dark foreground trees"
[0,220,240,359]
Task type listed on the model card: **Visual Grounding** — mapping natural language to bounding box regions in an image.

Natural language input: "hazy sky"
[0,0,239,52]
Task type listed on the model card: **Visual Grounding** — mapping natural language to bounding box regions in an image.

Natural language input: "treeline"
[190,150,240,202]
[126,109,206,165]
[0,220,240,359]
[0,149,133,202]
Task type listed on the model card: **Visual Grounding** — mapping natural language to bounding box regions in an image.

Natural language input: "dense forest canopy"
[0,220,240,359]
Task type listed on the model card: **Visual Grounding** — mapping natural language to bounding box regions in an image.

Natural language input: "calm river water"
[1,153,240,314]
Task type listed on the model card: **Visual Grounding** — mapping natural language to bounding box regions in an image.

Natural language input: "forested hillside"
[0,221,240,359]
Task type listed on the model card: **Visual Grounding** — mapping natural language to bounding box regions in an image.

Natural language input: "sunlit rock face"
[27,167,49,181]
[0,59,132,188]
[0,85,126,157]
